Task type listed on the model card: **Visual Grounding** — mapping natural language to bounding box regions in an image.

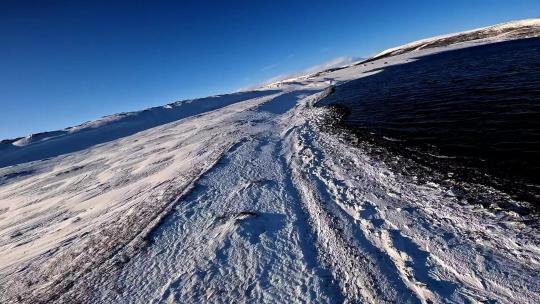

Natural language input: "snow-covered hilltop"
[264,18,540,89]
[371,18,540,61]
[1,18,540,304]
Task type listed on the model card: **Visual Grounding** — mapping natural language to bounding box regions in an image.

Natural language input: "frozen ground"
[1,19,540,303]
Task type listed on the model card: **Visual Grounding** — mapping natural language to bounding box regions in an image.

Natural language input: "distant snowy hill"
[371,18,540,60]
[1,18,540,304]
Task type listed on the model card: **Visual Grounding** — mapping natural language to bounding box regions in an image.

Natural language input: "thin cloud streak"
[260,53,295,72]
[256,56,362,87]
[261,63,278,71]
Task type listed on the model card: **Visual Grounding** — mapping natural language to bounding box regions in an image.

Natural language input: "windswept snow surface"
[2,22,540,303]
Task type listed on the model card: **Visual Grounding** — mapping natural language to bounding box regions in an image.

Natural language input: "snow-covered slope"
[370,18,540,61]
[1,19,540,304]
[0,90,279,168]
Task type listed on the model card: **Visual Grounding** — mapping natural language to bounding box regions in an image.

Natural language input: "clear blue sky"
[1,1,539,139]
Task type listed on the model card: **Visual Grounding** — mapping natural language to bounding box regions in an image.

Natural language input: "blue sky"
[1,1,539,139]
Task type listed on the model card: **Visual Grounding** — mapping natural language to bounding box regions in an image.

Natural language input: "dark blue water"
[318,38,540,207]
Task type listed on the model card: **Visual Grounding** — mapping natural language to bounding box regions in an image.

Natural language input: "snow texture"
[1,18,540,304]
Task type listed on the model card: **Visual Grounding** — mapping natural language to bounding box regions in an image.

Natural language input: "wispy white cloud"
[238,56,363,92]
[320,47,331,53]
[256,56,362,87]
[260,63,278,71]
[260,54,295,72]
[302,56,359,74]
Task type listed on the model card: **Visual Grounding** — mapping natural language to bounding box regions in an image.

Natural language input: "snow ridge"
[372,18,540,60]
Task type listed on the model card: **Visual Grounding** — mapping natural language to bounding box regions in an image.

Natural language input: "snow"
[373,18,540,59]
[287,103,540,303]
[0,90,280,167]
[1,19,540,303]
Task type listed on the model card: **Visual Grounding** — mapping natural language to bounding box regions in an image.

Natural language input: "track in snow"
[65,92,340,303]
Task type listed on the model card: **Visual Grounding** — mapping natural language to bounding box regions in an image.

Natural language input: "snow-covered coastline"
[1,18,540,303]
